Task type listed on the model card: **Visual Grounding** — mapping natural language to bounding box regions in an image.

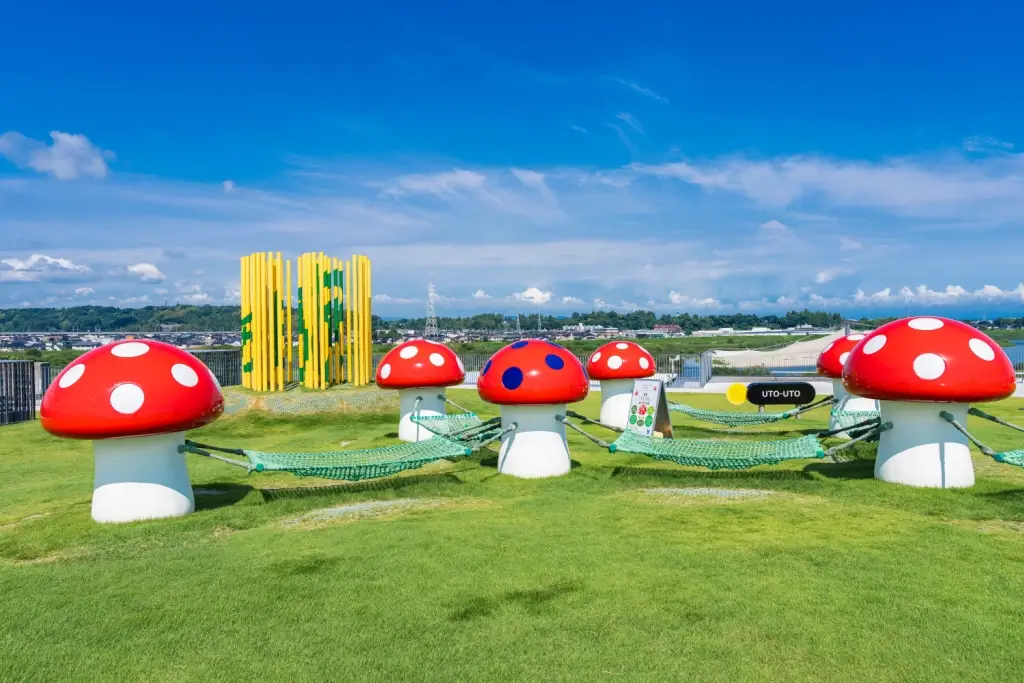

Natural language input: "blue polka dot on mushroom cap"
[481,360,492,376]
[502,366,524,390]
[545,354,565,370]
[511,340,529,349]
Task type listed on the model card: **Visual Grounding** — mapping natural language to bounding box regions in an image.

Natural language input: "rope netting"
[241,438,474,481]
[668,402,792,427]
[608,430,825,470]
[830,408,881,430]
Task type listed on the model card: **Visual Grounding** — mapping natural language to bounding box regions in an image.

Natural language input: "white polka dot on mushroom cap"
[823,342,834,353]
[380,363,392,379]
[607,355,623,370]
[171,363,199,387]
[208,368,222,390]
[638,357,650,370]
[908,317,944,331]
[111,341,150,358]
[429,352,445,367]
[616,343,629,350]
[839,352,850,365]
[969,338,996,361]
[591,352,602,363]
[58,364,85,388]
[863,335,887,355]
[456,356,465,372]
[110,383,145,414]
[847,334,865,341]
[913,353,945,380]
[399,345,419,360]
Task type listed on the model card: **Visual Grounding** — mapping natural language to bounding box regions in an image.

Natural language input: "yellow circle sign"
[725,383,748,406]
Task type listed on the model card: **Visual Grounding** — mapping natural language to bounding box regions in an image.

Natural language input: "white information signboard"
[626,379,673,438]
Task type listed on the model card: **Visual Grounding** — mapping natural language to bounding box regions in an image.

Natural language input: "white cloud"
[0,253,92,282]
[222,180,236,193]
[612,78,669,103]
[127,263,166,282]
[964,136,1014,153]
[633,153,1024,223]
[851,283,1024,307]
[759,219,790,235]
[383,169,487,198]
[512,287,552,305]
[511,168,554,200]
[839,237,862,251]
[615,113,645,136]
[74,287,94,296]
[668,291,723,309]
[0,131,111,180]
[561,296,585,305]
[570,125,588,134]
[472,289,491,299]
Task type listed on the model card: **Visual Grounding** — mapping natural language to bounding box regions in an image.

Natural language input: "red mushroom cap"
[477,339,589,405]
[375,339,465,389]
[586,340,656,380]
[40,340,224,439]
[842,317,1016,403]
[816,333,868,379]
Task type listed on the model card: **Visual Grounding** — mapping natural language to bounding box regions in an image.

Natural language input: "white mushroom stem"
[829,378,881,439]
[92,431,195,523]
[874,401,974,489]
[598,379,635,430]
[496,404,571,478]
[397,388,447,443]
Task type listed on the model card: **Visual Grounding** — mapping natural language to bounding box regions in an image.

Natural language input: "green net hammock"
[668,402,796,427]
[608,430,826,470]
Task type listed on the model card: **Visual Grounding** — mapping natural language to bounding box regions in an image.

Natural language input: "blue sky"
[2,0,1023,317]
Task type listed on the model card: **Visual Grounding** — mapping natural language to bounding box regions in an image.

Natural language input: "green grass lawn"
[3,390,1024,682]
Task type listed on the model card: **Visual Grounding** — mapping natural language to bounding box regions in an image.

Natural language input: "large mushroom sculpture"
[477,340,590,478]
[40,340,224,523]
[816,333,879,437]
[375,339,465,443]
[586,340,656,429]
[842,317,1016,488]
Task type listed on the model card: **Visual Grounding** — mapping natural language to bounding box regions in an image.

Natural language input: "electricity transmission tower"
[424,282,439,338]
[515,308,522,336]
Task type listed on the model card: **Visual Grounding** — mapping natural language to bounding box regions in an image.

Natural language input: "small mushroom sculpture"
[477,340,590,478]
[816,333,879,437]
[586,340,656,429]
[842,317,1016,488]
[375,339,465,442]
[40,340,224,523]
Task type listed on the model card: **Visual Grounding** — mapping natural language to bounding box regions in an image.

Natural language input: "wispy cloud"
[615,112,646,137]
[612,77,669,103]
[963,135,1014,153]
[0,131,112,180]
[0,254,92,283]
[570,125,588,134]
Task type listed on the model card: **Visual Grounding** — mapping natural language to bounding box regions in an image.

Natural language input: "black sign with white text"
[746,382,816,406]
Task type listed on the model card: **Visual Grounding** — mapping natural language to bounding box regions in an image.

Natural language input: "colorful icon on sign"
[629,414,637,424]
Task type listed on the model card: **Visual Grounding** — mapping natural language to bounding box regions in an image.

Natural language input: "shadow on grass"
[192,483,256,511]
[478,456,582,471]
[610,465,807,483]
[449,580,582,621]
[802,458,876,480]
[981,488,1024,502]
[257,472,465,502]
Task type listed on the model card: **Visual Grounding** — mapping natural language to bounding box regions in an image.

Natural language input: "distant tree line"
[1,305,1017,334]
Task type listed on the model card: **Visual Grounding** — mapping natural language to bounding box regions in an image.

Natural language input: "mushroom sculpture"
[842,317,1016,488]
[375,339,465,443]
[586,340,656,429]
[477,340,590,478]
[40,340,224,523]
[816,333,879,437]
